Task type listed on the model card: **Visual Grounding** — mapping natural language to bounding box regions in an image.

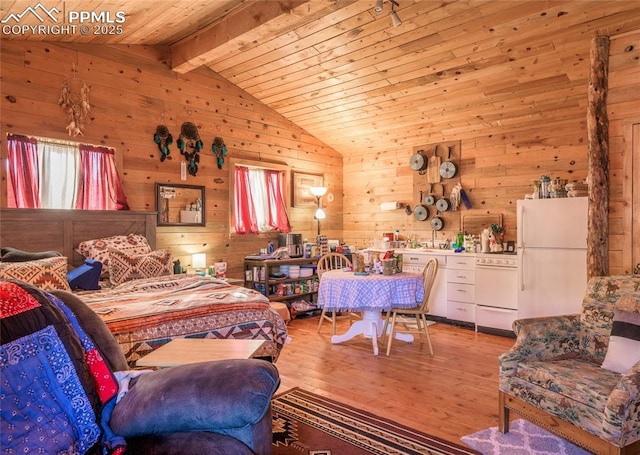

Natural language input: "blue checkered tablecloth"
[317,270,424,311]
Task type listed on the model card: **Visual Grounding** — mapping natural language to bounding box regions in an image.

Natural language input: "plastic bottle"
[394,230,399,241]
[267,241,274,254]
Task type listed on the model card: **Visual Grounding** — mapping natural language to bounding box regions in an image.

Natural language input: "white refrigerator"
[517,197,588,318]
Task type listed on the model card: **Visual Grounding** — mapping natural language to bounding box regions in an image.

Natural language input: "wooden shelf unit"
[244,257,320,306]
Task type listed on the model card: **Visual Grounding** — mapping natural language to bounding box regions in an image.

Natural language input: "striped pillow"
[601,295,640,374]
[108,248,173,286]
[0,256,71,291]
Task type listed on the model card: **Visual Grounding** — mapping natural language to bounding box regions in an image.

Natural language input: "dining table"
[316,269,425,355]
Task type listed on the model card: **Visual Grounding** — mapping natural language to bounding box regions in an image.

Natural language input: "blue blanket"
[1,279,125,454]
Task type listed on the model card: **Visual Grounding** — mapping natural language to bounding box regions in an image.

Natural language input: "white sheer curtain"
[37,140,80,209]
[248,168,270,231]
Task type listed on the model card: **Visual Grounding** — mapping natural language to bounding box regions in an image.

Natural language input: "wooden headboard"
[0,209,156,267]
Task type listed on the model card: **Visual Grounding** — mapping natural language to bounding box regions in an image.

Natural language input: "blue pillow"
[68,259,103,290]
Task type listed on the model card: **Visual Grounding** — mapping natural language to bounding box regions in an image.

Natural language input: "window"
[233,163,291,234]
[6,134,128,210]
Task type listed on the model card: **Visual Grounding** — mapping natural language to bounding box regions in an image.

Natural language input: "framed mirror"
[156,183,205,226]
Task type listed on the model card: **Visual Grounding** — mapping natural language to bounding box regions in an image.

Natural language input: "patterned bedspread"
[81,275,288,365]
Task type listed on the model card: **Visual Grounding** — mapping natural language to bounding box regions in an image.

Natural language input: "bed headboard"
[0,209,156,267]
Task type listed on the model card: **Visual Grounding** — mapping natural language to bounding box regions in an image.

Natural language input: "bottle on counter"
[540,175,550,198]
[394,230,399,241]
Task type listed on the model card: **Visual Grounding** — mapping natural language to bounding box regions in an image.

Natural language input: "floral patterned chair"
[499,275,640,455]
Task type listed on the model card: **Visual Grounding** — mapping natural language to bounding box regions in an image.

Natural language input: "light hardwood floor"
[275,315,516,446]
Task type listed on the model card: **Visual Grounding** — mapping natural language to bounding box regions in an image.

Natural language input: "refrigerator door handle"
[517,203,524,246]
[518,249,525,291]
[517,202,525,291]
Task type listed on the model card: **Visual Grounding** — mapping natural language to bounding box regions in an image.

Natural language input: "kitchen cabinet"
[446,255,475,324]
[244,257,319,306]
[401,251,447,318]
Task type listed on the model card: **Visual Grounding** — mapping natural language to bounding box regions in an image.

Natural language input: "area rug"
[461,419,592,455]
[272,387,478,455]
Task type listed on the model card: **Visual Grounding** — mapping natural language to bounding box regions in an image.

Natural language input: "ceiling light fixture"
[390,0,402,27]
[374,0,384,13]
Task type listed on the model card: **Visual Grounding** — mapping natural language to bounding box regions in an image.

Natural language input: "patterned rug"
[272,388,478,455]
[461,419,592,455]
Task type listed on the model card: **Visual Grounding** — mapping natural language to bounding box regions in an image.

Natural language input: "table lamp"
[192,253,206,275]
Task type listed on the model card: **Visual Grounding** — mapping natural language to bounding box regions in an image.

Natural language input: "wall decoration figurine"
[177,122,203,176]
[58,64,90,136]
[153,125,173,162]
[212,136,228,169]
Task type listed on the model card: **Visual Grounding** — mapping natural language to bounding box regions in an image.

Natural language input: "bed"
[0,208,288,364]
[78,274,287,363]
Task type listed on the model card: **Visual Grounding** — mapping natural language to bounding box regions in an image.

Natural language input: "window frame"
[229,158,290,237]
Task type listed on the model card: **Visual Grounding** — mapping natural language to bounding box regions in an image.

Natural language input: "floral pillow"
[75,234,151,278]
[108,248,173,286]
[0,256,71,291]
[601,294,640,374]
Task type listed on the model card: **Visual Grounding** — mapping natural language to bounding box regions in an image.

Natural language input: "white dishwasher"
[474,253,518,336]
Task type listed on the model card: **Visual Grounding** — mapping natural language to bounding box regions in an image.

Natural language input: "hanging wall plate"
[410,150,427,173]
[436,197,450,212]
[414,204,429,221]
[431,216,444,231]
[424,183,436,206]
[439,145,457,179]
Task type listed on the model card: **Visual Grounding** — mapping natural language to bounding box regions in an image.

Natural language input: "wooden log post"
[587,35,610,279]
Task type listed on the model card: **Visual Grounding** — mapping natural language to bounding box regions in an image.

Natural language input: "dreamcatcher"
[212,136,228,169]
[177,122,203,176]
[153,125,173,162]
[58,64,90,136]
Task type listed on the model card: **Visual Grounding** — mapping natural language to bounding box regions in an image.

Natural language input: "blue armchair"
[1,279,280,455]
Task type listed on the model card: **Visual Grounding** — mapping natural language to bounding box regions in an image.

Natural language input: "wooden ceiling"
[2,0,640,156]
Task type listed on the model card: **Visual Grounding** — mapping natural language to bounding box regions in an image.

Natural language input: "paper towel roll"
[380,202,401,211]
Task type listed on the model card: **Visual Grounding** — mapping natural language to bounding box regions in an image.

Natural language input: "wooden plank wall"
[0,40,343,278]
[608,30,640,275]
[343,30,639,276]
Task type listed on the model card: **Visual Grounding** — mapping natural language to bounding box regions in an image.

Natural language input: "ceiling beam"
[170,1,311,74]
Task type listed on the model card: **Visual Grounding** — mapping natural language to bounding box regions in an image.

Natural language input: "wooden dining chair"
[382,257,438,356]
[316,252,360,335]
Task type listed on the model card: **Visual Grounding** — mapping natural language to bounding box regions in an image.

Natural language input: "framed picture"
[292,172,324,207]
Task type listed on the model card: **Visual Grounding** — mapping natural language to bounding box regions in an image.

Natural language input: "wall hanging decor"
[212,136,228,169]
[153,125,173,162]
[177,122,203,176]
[58,64,90,136]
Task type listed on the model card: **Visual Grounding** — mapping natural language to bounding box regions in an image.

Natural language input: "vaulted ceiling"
[3,0,640,156]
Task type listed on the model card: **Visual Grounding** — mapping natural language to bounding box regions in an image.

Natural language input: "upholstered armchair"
[1,280,280,455]
[498,275,640,455]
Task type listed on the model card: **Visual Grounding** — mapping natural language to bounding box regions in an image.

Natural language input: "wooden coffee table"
[136,338,267,368]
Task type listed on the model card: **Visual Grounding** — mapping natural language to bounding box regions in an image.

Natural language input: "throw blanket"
[0,279,125,455]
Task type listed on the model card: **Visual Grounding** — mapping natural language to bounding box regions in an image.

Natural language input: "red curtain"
[234,166,291,234]
[234,166,259,234]
[76,144,129,210]
[266,170,291,232]
[6,134,40,208]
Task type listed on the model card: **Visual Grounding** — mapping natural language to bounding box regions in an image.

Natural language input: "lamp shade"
[192,253,206,270]
[314,208,326,220]
[390,10,402,27]
[309,186,327,197]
